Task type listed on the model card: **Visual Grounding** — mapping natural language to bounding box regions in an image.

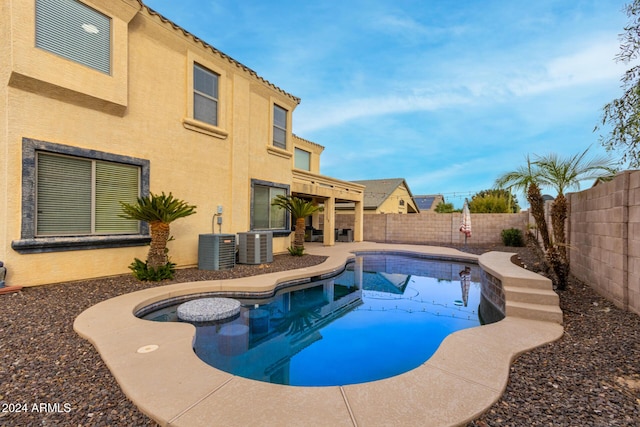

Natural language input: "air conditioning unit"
[198,234,236,270]
[238,231,273,264]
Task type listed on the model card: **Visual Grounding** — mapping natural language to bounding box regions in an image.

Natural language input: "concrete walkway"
[74,242,563,427]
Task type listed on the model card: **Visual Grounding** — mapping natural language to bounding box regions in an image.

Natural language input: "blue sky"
[144,0,629,208]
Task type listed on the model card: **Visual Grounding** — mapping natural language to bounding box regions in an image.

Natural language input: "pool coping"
[74,242,564,427]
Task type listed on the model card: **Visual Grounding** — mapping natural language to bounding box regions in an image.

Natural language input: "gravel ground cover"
[1,246,638,426]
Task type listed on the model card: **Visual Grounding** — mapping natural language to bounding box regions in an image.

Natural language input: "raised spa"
[139,253,504,386]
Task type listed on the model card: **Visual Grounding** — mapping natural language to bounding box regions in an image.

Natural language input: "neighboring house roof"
[414,195,444,211]
[141,3,300,105]
[350,178,416,210]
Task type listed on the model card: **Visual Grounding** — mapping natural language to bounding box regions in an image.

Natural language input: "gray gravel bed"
[1,248,638,426]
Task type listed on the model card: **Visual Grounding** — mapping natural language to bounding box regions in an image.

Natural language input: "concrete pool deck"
[74,242,564,427]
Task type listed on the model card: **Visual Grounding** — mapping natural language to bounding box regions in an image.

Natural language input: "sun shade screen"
[35,0,111,74]
[95,161,139,233]
[36,154,140,235]
[37,153,92,235]
[194,64,219,126]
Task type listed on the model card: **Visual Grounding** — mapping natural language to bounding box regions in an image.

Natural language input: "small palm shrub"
[120,191,196,281]
[271,195,321,252]
[129,258,176,281]
[287,246,305,256]
[501,228,524,247]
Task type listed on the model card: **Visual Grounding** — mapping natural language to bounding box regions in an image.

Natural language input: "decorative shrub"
[287,246,305,256]
[129,258,176,281]
[501,228,524,247]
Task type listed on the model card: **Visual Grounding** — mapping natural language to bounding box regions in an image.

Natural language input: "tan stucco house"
[336,178,419,215]
[1,0,364,286]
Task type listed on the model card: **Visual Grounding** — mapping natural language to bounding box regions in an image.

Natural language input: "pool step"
[504,285,559,306]
[502,275,553,291]
[479,251,563,325]
[506,300,563,324]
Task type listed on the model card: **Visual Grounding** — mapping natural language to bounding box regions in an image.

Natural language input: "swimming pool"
[76,243,562,426]
[142,254,503,386]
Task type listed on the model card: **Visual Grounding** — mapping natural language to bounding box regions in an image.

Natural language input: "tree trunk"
[527,183,552,251]
[148,221,170,269]
[293,217,306,250]
[547,244,569,291]
[550,193,568,260]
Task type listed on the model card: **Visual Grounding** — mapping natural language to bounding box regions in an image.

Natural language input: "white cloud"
[295,36,625,134]
[506,38,625,96]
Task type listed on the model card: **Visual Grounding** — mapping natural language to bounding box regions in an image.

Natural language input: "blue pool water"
[142,254,501,386]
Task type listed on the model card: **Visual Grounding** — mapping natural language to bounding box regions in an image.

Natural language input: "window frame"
[250,179,291,236]
[35,152,141,236]
[294,147,311,171]
[35,0,112,75]
[193,63,219,127]
[12,138,151,253]
[183,52,228,139]
[272,104,288,149]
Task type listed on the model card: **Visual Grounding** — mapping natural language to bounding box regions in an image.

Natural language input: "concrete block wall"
[568,170,640,315]
[335,212,529,246]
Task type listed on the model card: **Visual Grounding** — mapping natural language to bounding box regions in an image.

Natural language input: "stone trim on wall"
[12,138,151,253]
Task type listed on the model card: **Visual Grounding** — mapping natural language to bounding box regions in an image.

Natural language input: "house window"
[251,180,288,230]
[294,148,311,171]
[36,153,140,236]
[35,0,111,74]
[13,138,150,253]
[273,105,287,149]
[193,63,219,126]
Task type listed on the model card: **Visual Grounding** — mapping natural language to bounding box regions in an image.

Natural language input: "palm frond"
[120,192,197,224]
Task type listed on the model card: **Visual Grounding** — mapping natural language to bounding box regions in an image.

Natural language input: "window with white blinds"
[193,64,219,126]
[95,161,139,233]
[273,105,287,149]
[35,0,111,74]
[36,153,139,236]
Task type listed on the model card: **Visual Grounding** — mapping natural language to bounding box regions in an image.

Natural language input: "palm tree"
[534,148,617,260]
[496,149,616,290]
[120,192,196,270]
[271,195,321,253]
[495,155,552,250]
[494,154,541,196]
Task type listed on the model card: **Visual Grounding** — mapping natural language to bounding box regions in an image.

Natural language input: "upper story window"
[273,105,288,149]
[294,148,311,171]
[193,63,219,126]
[35,0,111,74]
[36,153,140,236]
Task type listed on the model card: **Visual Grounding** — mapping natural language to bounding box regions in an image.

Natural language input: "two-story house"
[1,0,364,286]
